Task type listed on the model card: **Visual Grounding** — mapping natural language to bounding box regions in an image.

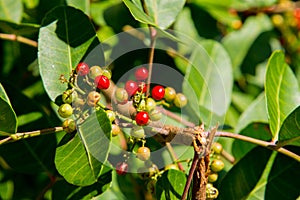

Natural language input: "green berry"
[111,124,121,137]
[130,126,145,139]
[62,119,76,133]
[212,142,223,154]
[62,89,78,104]
[136,146,151,161]
[210,159,224,173]
[87,91,101,107]
[173,93,187,108]
[102,68,112,79]
[149,108,162,121]
[146,98,156,112]
[89,65,103,80]
[58,103,73,118]
[115,88,128,104]
[164,87,176,102]
[106,110,116,122]
[208,173,218,183]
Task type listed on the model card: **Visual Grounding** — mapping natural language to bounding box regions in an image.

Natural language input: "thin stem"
[159,107,195,127]
[181,150,199,200]
[146,27,157,97]
[0,127,63,146]
[216,131,300,162]
[0,33,38,47]
[221,149,235,164]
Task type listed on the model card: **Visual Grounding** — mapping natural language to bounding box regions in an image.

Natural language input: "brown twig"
[0,33,38,47]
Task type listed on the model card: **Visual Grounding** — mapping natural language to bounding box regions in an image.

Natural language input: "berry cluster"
[58,62,112,133]
[206,142,224,199]
[58,63,189,186]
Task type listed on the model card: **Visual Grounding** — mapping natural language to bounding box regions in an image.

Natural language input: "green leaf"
[222,14,273,76]
[277,106,300,147]
[156,169,186,200]
[232,123,272,160]
[235,93,268,133]
[0,84,17,134]
[247,147,300,200]
[0,0,23,23]
[265,51,300,142]
[183,40,233,125]
[264,147,300,200]
[143,0,185,29]
[38,6,100,102]
[52,171,112,200]
[0,82,59,173]
[67,0,90,15]
[55,109,112,186]
[122,0,156,26]
[218,146,273,200]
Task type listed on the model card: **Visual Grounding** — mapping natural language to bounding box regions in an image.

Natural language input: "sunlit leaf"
[183,40,233,126]
[143,0,185,29]
[0,0,23,23]
[55,109,111,186]
[38,6,101,102]
[235,93,268,133]
[265,51,300,142]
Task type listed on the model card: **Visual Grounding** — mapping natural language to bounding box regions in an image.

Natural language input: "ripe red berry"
[135,67,149,81]
[125,80,138,96]
[76,62,89,76]
[116,162,128,175]
[94,75,110,89]
[151,85,165,100]
[135,111,150,126]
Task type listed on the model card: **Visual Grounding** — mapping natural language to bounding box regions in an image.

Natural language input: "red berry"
[125,80,138,96]
[151,85,165,100]
[135,111,150,126]
[76,62,89,76]
[94,75,110,89]
[116,162,128,175]
[135,67,149,81]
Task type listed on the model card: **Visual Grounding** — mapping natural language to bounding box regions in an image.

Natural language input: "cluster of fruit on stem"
[58,62,189,191]
[205,142,225,199]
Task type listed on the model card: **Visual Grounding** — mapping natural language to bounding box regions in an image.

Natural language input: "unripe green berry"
[62,119,76,133]
[87,91,101,107]
[210,159,224,173]
[102,68,112,79]
[173,93,187,108]
[89,65,103,80]
[149,108,162,121]
[208,173,218,183]
[212,142,223,154]
[136,146,151,161]
[115,88,128,104]
[164,87,176,102]
[130,126,145,139]
[62,89,78,104]
[146,98,156,112]
[106,110,116,122]
[58,103,73,118]
[111,124,121,137]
